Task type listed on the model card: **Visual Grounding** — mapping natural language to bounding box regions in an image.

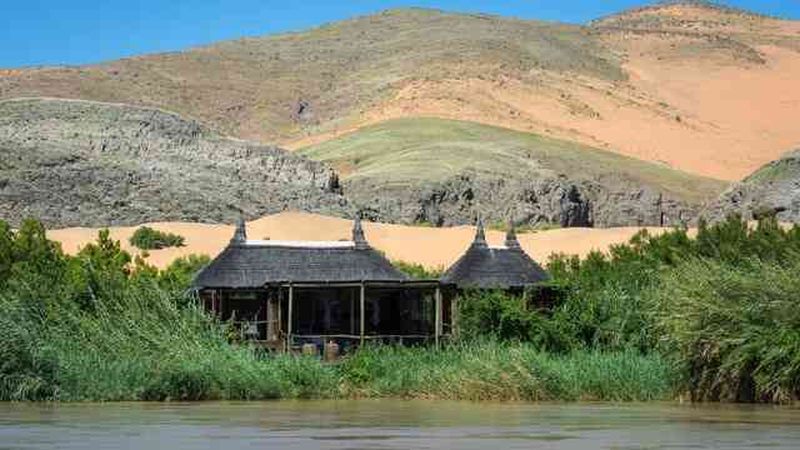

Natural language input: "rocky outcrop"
[0,98,350,227]
[0,98,710,229]
[702,149,800,223]
[345,171,699,228]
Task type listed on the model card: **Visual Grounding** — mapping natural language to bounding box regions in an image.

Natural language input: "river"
[1,400,798,449]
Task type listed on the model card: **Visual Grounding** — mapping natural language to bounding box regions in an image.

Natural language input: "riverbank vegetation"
[0,216,798,403]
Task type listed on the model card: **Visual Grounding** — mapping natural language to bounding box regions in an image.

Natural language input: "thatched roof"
[441,220,549,289]
[193,217,408,288]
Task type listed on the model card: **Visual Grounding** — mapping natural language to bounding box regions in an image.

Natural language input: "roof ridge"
[243,239,355,248]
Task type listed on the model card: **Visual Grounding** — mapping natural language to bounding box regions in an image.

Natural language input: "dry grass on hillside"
[299,117,726,204]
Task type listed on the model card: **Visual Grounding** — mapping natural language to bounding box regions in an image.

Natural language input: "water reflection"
[1,401,798,449]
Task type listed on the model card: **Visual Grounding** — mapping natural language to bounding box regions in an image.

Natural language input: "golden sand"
[47,211,671,270]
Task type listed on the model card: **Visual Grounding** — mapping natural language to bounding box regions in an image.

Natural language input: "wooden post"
[277,289,282,339]
[451,294,458,340]
[287,284,294,352]
[266,291,274,342]
[350,288,356,335]
[266,289,272,341]
[359,282,366,346]
[435,286,442,347]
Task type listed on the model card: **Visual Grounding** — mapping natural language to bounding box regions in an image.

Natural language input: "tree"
[78,229,132,277]
[12,219,63,268]
[157,255,211,302]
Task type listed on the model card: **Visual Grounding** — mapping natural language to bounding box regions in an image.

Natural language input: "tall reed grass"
[651,257,800,403]
[339,343,673,401]
[0,278,671,401]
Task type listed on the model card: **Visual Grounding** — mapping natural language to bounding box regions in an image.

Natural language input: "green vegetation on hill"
[300,117,726,203]
[1,215,799,403]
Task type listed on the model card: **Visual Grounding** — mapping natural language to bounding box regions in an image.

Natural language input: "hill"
[0,99,722,229]
[593,1,795,35]
[299,118,726,227]
[589,1,800,180]
[0,9,620,146]
[2,5,799,180]
[0,98,348,227]
[703,149,800,223]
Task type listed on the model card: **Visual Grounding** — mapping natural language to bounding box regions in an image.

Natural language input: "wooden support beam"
[350,288,356,335]
[279,281,440,289]
[451,295,458,340]
[266,292,273,342]
[277,289,283,339]
[287,284,294,352]
[435,286,442,347]
[359,282,366,346]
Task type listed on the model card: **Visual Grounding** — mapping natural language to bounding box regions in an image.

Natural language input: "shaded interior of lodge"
[192,217,550,352]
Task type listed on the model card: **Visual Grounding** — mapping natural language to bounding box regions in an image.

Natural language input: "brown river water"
[1,400,799,449]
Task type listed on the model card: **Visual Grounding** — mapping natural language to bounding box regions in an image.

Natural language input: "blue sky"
[2,1,799,68]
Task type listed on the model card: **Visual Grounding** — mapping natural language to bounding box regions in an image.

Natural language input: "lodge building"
[192,216,549,351]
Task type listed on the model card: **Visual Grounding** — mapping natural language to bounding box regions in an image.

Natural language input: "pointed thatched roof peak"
[441,219,548,289]
[505,220,521,250]
[353,215,369,249]
[473,217,487,248]
[231,215,247,245]
[194,213,408,288]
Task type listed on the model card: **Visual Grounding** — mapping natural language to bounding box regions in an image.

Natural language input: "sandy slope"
[288,6,800,182]
[289,42,800,181]
[47,211,669,270]
[615,44,800,180]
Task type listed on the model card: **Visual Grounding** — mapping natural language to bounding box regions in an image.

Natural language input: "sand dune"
[47,211,670,270]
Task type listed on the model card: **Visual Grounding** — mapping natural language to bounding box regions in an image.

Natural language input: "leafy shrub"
[458,290,533,341]
[457,289,574,352]
[157,255,211,295]
[129,226,185,250]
